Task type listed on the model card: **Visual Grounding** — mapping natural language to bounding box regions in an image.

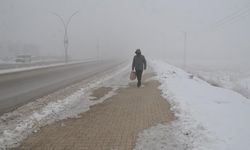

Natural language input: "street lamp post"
[52,11,79,63]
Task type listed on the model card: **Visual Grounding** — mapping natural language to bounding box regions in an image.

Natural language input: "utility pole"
[183,31,187,69]
[96,38,100,61]
[51,11,79,63]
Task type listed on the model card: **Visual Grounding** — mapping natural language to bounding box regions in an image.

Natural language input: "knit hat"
[135,49,141,54]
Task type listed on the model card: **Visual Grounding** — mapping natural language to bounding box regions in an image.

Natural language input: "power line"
[211,3,250,30]
[214,8,250,28]
[214,6,250,26]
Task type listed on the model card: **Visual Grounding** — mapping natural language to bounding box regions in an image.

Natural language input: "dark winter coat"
[132,54,147,71]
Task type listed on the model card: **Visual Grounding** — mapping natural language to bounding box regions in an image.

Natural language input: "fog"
[1,0,250,67]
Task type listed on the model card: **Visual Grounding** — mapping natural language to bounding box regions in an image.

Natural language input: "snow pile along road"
[134,60,250,150]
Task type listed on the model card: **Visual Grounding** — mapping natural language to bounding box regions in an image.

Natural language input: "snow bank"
[191,70,250,99]
[0,64,130,149]
[134,60,250,150]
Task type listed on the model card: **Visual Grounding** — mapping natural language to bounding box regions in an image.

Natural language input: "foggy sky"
[0,0,250,63]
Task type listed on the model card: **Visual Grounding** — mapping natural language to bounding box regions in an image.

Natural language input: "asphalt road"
[0,60,123,115]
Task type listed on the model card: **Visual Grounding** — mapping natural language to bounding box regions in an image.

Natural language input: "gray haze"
[0,0,250,65]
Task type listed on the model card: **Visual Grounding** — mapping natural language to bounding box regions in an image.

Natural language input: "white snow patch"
[134,60,250,150]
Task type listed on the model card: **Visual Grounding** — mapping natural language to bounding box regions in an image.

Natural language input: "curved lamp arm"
[66,11,79,29]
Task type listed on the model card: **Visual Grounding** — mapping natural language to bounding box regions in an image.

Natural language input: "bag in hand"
[130,71,136,80]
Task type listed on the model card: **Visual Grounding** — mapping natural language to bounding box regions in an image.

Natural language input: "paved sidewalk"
[18,73,174,150]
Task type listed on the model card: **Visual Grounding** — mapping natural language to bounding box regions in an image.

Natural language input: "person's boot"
[137,81,141,87]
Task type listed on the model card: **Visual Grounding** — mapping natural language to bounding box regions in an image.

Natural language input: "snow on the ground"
[0,64,130,149]
[165,59,250,99]
[190,70,250,99]
[0,59,96,75]
[134,60,250,150]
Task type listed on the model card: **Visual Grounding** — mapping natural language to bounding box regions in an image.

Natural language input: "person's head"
[135,49,141,55]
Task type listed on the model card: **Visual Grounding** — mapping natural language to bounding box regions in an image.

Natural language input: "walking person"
[132,49,147,87]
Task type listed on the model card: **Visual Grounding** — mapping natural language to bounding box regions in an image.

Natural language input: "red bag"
[130,71,136,80]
